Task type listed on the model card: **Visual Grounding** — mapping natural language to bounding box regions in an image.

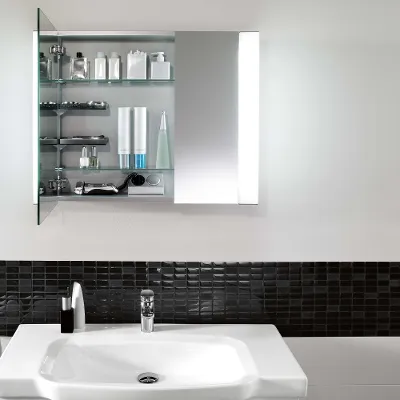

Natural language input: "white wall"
[1,0,400,261]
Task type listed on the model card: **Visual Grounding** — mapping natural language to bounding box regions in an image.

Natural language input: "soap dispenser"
[70,52,89,79]
[150,52,170,80]
[60,287,74,333]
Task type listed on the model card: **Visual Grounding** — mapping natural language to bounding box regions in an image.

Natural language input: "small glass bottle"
[89,146,100,169]
[70,52,89,80]
[39,52,52,80]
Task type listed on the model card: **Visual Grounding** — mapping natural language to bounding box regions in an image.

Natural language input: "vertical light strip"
[238,32,260,204]
[32,32,39,205]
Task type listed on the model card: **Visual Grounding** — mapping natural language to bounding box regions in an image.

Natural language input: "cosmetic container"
[90,146,100,169]
[109,52,121,80]
[134,107,147,169]
[70,52,89,79]
[156,111,170,168]
[118,107,132,169]
[60,287,74,334]
[150,52,170,80]
[94,51,107,80]
[127,50,147,79]
[80,146,89,169]
[39,52,52,80]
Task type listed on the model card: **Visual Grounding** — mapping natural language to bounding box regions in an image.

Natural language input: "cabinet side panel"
[174,32,239,204]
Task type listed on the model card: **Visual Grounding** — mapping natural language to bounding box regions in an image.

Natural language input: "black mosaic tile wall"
[0,261,399,337]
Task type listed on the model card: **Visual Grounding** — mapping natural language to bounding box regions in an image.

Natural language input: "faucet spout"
[141,289,154,333]
[71,282,85,331]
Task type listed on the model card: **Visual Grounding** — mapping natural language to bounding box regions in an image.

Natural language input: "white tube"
[118,107,132,169]
[134,107,147,169]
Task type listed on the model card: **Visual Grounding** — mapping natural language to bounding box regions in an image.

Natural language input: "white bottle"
[118,107,132,169]
[156,111,170,169]
[127,50,147,79]
[134,107,147,169]
[94,51,107,80]
[108,52,121,80]
[150,52,171,80]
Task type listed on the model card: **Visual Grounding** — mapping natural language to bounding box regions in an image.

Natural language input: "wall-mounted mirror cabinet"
[33,9,259,224]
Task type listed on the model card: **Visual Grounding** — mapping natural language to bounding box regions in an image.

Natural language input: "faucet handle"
[141,289,154,301]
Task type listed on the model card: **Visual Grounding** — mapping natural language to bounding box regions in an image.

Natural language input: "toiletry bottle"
[60,287,74,333]
[118,107,132,169]
[80,146,89,169]
[94,51,107,80]
[70,52,89,79]
[90,146,100,169]
[156,111,170,168]
[150,52,170,80]
[127,50,147,79]
[134,107,147,169]
[39,52,52,80]
[109,52,121,80]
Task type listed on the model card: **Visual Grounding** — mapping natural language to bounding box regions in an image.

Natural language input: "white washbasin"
[0,324,307,400]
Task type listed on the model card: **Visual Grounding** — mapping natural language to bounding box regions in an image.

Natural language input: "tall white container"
[94,52,107,80]
[156,111,170,168]
[118,107,132,169]
[134,107,147,169]
[109,52,121,80]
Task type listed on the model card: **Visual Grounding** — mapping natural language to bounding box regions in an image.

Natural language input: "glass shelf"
[41,167,174,172]
[40,193,173,202]
[41,79,174,86]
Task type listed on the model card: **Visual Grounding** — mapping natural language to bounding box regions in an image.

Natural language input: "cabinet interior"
[39,32,175,207]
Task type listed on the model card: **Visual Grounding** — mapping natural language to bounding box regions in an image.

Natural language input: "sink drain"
[138,372,159,384]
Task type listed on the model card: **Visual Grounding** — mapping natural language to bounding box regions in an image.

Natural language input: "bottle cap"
[110,52,119,58]
[92,146,97,157]
[159,111,167,130]
[96,51,105,58]
[76,52,83,58]
[81,146,87,157]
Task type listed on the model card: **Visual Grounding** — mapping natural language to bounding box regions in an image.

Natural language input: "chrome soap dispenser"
[70,52,89,79]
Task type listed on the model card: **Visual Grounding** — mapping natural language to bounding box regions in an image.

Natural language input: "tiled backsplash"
[0,261,399,337]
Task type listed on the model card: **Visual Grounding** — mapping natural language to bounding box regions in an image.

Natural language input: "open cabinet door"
[34,8,59,224]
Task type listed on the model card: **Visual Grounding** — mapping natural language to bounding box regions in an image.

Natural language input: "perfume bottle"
[39,52,52,80]
[89,146,100,169]
[70,52,89,79]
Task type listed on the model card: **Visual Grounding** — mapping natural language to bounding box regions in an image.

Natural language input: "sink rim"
[0,324,308,400]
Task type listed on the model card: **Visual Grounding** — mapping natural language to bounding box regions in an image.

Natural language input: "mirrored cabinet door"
[174,31,259,205]
[35,9,60,224]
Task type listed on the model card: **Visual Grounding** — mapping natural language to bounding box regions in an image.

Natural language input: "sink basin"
[41,332,254,386]
[0,324,307,400]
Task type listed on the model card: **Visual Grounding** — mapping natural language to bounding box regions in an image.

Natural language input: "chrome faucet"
[141,289,154,333]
